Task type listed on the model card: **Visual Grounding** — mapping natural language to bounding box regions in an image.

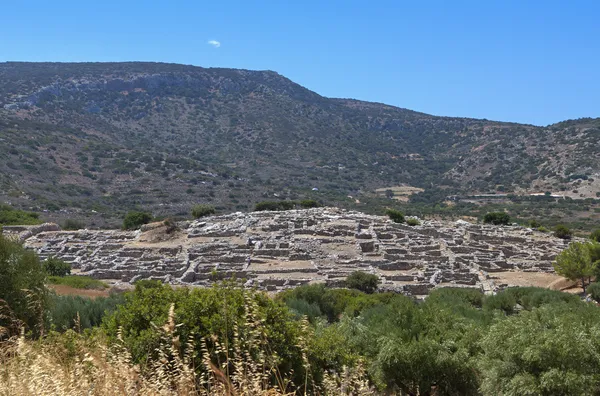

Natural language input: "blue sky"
[1,0,598,126]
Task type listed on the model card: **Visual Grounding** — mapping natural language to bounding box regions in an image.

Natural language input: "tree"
[345,271,379,294]
[0,234,48,337]
[386,209,405,224]
[122,211,152,230]
[483,212,510,226]
[553,224,573,240]
[590,229,600,243]
[191,204,216,218]
[479,304,600,396]
[553,242,595,293]
[43,256,71,277]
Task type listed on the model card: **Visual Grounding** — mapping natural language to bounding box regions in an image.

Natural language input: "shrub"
[483,212,510,225]
[191,204,216,218]
[587,282,600,302]
[591,229,600,242]
[406,218,420,226]
[528,219,542,229]
[345,271,379,294]
[43,257,71,277]
[386,209,405,223]
[553,224,573,239]
[0,234,48,336]
[122,211,152,230]
[102,281,305,382]
[0,204,41,226]
[299,199,320,209]
[61,219,85,230]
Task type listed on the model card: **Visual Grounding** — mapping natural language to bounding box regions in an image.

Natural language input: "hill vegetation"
[0,62,598,229]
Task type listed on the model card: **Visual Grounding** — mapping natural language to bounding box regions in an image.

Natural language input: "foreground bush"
[0,233,48,337]
[102,281,307,385]
[2,304,366,395]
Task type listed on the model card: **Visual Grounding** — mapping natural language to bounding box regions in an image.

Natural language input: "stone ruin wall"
[8,208,571,296]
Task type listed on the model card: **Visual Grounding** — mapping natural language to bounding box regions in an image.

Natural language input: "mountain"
[0,62,598,223]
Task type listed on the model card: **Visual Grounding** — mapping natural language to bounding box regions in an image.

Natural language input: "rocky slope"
[11,208,570,295]
[0,62,598,220]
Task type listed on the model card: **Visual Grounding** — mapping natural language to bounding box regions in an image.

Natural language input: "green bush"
[191,204,216,218]
[43,257,71,277]
[102,281,305,382]
[345,271,379,294]
[483,212,510,225]
[299,199,321,209]
[61,219,85,230]
[0,234,48,336]
[122,211,152,230]
[553,224,573,239]
[386,209,405,223]
[591,229,600,242]
[587,282,600,302]
[406,218,420,226]
[0,204,41,226]
[528,219,542,229]
[47,275,107,290]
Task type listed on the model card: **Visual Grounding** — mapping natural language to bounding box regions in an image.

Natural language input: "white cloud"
[207,40,221,48]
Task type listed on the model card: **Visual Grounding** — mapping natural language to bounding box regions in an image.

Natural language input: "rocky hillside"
[0,62,598,220]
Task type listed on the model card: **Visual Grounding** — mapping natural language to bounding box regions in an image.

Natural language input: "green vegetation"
[191,203,216,218]
[553,241,597,293]
[406,218,420,226]
[553,224,573,239]
[0,204,41,226]
[483,211,510,225]
[345,271,379,294]
[47,275,108,290]
[48,293,124,331]
[42,256,71,277]
[122,211,152,230]
[591,229,600,242]
[0,233,48,336]
[61,218,85,230]
[587,282,600,302]
[386,208,405,223]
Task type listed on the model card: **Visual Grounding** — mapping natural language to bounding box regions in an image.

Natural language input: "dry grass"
[0,298,373,395]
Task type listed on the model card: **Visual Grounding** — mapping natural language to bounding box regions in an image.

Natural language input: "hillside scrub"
[0,204,42,226]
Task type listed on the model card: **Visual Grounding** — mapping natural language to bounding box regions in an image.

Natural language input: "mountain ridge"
[0,62,598,225]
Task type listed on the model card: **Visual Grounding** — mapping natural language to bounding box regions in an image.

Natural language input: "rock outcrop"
[19,208,569,295]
